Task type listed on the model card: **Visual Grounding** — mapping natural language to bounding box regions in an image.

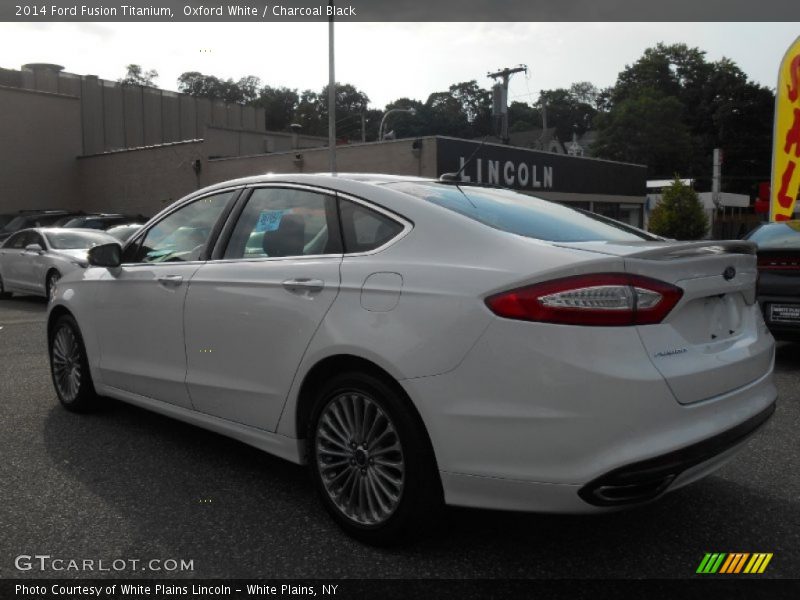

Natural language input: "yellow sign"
[771,36,800,221]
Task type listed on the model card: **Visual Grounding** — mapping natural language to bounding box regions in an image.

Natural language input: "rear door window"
[223,188,340,259]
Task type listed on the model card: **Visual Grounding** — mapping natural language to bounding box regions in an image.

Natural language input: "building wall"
[205,138,436,185]
[77,141,204,217]
[0,86,82,212]
[205,126,329,158]
[1,64,282,155]
[72,138,435,217]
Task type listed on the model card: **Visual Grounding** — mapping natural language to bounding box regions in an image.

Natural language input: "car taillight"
[757,256,800,271]
[485,273,683,326]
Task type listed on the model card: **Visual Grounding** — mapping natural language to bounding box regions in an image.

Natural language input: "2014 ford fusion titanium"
[47,173,777,544]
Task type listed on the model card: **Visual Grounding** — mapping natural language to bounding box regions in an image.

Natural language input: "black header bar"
[3,0,800,22]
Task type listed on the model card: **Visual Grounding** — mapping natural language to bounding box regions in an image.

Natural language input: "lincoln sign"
[435,138,647,197]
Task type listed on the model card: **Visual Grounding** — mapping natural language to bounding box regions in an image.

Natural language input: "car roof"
[36,227,117,236]
[198,172,437,194]
[756,220,800,226]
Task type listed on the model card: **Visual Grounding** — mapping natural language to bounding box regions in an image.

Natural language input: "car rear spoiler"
[628,240,757,260]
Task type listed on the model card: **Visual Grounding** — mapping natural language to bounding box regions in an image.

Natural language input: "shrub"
[648,177,708,239]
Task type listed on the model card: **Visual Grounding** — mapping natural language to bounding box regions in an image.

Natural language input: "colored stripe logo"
[696,553,773,574]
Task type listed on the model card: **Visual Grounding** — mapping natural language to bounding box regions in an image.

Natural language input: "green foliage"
[119,64,158,87]
[594,43,775,193]
[535,87,597,142]
[648,177,708,240]
[592,90,692,176]
[176,71,260,104]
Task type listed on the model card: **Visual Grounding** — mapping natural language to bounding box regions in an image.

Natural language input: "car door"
[183,186,343,431]
[18,230,48,293]
[0,231,33,290]
[93,190,238,408]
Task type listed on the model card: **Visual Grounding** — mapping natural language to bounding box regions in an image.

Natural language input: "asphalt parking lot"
[0,296,798,580]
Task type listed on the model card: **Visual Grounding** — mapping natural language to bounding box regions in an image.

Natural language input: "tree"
[176,71,261,104]
[508,101,540,132]
[119,64,158,87]
[592,90,692,177]
[535,87,597,142]
[568,81,601,108]
[648,177,708,240]
[256,85,299,131]
[595,43,775,194]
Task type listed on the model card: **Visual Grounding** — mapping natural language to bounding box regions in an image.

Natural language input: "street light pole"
[327,0,336,173]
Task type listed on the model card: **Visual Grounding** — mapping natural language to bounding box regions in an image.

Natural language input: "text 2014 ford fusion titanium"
[47,174,777,544]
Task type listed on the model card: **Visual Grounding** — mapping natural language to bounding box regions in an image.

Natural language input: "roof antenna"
[439,136,489,182]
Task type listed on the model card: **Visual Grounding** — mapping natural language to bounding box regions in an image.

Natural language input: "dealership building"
[0,63,647,225]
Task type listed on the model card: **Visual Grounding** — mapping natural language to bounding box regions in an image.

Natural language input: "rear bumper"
[578,400,775,506]
[402,318,777,513]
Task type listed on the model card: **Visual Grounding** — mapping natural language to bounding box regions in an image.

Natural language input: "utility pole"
[487,64,527,144]
[712,148,723,208]
[327,0,336,173]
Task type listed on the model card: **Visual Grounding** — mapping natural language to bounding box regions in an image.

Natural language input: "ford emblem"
[723,266,736,280]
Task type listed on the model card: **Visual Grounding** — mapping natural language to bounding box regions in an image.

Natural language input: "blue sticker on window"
[255,210,284,233]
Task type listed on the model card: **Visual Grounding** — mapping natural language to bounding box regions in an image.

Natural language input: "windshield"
[387,182,655,242]
[745,222,800,249]
[107,225,141,242]
[2,216,27,233]
[45,231,114,250]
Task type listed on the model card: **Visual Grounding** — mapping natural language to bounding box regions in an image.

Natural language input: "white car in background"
[0,228,117,301]
[46,174,777,544]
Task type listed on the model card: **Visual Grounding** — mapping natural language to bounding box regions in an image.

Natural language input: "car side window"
[5,232,28,249]
[28,232,45,248]
[338,199,405,254]
[125,192,233,264]
[223,188,340,259]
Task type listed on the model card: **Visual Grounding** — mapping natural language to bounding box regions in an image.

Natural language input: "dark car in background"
[105,223,144,243]
[56,213,149,230]
[744,220,800,340]
[0,210,84,244]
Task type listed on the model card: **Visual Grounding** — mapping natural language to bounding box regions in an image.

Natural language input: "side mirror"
[24,243,44,254]
[88,243,122,268]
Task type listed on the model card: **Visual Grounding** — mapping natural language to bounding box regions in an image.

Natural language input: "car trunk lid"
[555,240,773,404]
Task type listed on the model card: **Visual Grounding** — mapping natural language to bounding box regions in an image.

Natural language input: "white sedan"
[0,228,117,301]
[46,174,777,544]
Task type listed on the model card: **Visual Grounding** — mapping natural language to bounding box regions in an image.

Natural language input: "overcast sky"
[1,22,798,107]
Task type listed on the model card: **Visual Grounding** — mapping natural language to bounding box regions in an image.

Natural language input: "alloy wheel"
[51,325,83,403]
[315,392,405,526]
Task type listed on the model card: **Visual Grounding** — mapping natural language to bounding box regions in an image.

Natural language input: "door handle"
[282,278,324,293]
[157,274,184,286]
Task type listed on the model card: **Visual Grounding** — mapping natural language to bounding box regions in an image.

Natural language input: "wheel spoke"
[317,427,349,452]
[52,326,82,402]
[321,414,350,447]
[315,391,405,526]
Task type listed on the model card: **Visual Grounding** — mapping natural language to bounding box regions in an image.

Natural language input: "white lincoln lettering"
[456,156,554,190]
[503,161,515,186]
[517,163,529,187]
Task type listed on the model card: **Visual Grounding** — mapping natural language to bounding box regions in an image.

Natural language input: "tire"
[49,314,98,412]
[0,274,10,299]
[308,371,442,545]
[46,270,61,302]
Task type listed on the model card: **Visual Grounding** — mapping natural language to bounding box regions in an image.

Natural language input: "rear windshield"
[745,222,800,249]
[387,182,654,242]
[45,231,114,249]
